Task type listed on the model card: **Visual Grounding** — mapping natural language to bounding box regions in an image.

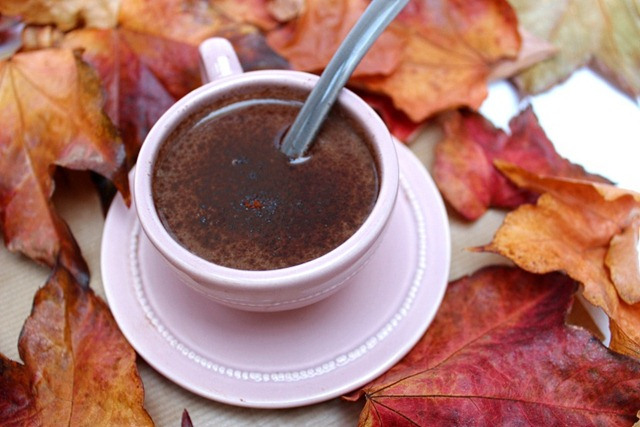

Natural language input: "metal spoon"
[279,0,409,159]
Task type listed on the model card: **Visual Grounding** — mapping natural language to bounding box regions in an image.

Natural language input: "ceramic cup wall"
[134,38,399,311]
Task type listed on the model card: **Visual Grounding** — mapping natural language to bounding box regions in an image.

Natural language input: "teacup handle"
[198,38,244,83]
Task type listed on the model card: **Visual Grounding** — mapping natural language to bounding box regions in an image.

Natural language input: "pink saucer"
[101,141,450,408]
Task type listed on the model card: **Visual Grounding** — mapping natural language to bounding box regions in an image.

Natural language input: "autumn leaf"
[212,26,291,72]
[488,27,556,81]
[267,0,522,122]
[0,266,152,425]
[55,1,287,163]
[266,0,305,22]
[0,48,129,283]
[181,409,194,427]
[349,0,522,122]
[479,162,640,358]
[433,106,611,220]
[266,0,407,78]
[0,0,286,274]
[61,27,202,163]
[118,0,277,46]
[509,0,640,97]
[266,1,556,128]
[212,0,281,30]
[0,0,119,31]
[117,0,231,45]
[357,92,424,141]
[345,266,640,426]
[606,217,640,305]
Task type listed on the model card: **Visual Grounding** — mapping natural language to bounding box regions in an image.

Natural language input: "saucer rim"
[101,140,450,408]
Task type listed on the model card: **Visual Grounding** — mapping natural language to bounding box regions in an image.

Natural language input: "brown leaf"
[357,92,424,142]
[606,217,640,305]
[345,266,640,426]
[118,0,234,45]
[118,0,279,46]
[212,0,280,30]
[509,0,640,97]
[61,27,202,163]
[0,357,37,425]
[433,107,611,220]
[611,319,640,360]
[349,0,521,122]
[181,409,194,427]
[0,48,129,283]
[488,27,556,81]
[59,10,287,162]
[213,26,291,72]
[0,0,119,31]
[0,266,152,425]
[266,0,407,77]
[480,162,640,358]
[21,25,65,51]
[266,0,304,22]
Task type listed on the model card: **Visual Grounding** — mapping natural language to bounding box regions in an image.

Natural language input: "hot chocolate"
[152,85,379,270]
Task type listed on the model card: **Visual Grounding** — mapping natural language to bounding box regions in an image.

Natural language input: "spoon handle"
[279,0,409,159]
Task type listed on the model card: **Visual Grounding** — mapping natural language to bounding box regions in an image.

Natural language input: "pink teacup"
[134,38,399,311]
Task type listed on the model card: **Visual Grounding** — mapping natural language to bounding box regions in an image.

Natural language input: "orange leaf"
[488,27,556,81]
[480,161,640,358]
[433,107,610,220]
[266,0,304,22]
[213,0,281,30]
[0,0,119,31]
[357,92,424,141]
[0,48,129,283]
[346,266,640,425]
[61,5,288,163]
[266,0,407,77]
[118,0,234,45]
[350,0,521,122]
[0,266,152,425]
[606,217,640,305]
[212,26,291,72]
[62,27,202,163]
[118,0,278,46]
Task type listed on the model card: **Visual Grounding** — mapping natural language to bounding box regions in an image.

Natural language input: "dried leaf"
[0,266,152,425]
[181,409,194,427]
[433,107,610,220]
[213,26,291,72]
[606,217,640,304]
[345,266,640,426]
[0,48,129,283]
[0,0,119,31]
[21,25,65,51]
[509,0,640,97]
[118,0,234,45]
[0,357,37,425]
[265,1,548,129]
[611,319,640,360]
[266,0,304,22]
[480,162,640,358]
[266,0,407,77]
[349,0,521,122]
[357,92,424,142]
[118,0,279,46]
[62,27,202,163]
[488,27,556,81]
[212,0,280,30]
[60,2,287,163]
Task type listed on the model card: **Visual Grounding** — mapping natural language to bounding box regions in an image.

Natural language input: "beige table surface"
[4,66,635,425]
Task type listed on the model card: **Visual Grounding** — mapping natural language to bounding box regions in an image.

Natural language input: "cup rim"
[134,69,399,291]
